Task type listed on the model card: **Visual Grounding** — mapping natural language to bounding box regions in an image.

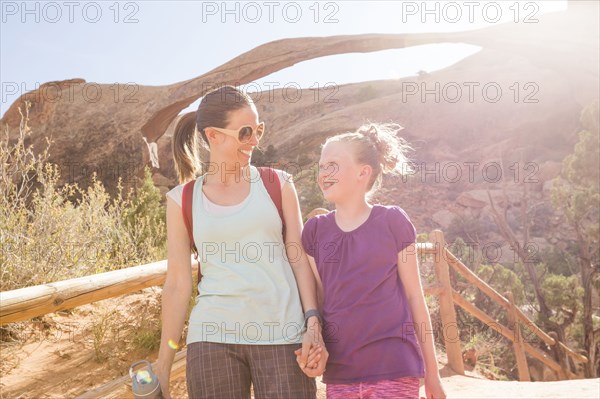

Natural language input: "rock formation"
[1,2,598,216]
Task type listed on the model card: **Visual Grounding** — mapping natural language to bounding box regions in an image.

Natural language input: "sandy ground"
[1,289,598,399]
[428,374,599,398]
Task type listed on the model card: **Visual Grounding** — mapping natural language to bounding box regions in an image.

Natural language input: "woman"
[155,85,327,399]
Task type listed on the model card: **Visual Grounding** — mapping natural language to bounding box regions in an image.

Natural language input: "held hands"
[294,344,325,377]
[294,317,328,377]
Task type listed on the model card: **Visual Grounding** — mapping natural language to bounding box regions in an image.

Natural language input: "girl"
[156,85,326,399]
[300,123,447,399]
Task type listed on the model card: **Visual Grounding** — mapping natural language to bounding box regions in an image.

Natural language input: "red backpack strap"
[258,167,286,240]
[182,180,202,281]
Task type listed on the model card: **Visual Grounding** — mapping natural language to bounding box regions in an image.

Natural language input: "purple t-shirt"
[302,205,425,384]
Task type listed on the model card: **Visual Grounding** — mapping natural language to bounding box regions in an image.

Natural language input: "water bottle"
[129,360,163,399]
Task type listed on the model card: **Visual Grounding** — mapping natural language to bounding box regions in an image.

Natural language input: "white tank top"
[166,168,288,216]
[166,167,303,345]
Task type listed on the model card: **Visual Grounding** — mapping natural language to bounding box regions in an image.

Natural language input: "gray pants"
[186,341,317,399]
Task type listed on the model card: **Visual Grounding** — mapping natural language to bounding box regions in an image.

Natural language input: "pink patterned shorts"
[326,376,420,399]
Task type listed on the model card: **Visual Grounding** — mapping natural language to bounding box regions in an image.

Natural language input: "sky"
[0,1,568,117]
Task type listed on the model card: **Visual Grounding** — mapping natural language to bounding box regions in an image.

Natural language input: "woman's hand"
[155,361,172,399]
[294,317,328,377]
[423,373,446,399]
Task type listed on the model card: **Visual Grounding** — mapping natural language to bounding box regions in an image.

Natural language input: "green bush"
[539,246,578,277]
[294,164,329,218]
[541,273,583,326]
[475,263,526,305]
[0,102,166,291]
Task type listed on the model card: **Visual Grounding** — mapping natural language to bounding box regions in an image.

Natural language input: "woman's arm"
[398,244,446,399]
[282,180,318,311]
[155,197,194,398]
[281,179,327,375]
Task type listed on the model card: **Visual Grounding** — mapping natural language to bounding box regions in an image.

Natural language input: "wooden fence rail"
[428,230,588,381]
[0,260,197,325]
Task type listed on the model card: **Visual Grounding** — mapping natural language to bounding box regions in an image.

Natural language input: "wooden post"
[431,230,464,375]
[505,291,530,381]
[549,331,570,380]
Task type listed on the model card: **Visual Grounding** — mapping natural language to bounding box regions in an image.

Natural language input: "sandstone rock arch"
[1,3,597,194]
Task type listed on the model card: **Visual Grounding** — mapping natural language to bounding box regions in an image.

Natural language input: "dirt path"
[1,290,598,398]
[428,374,599,398]
[1,289,168,398]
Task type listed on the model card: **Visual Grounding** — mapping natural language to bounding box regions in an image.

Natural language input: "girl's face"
[210,105,261,165]
[318,141,370,204]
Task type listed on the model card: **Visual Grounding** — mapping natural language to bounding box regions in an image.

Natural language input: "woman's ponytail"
[172,112,202,184]
[171,85,255,184]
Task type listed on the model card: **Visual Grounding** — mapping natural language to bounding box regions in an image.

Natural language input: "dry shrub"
[1,101,166,292]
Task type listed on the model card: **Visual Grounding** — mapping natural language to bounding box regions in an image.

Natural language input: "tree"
[552,100,600,377]
[486,168,563,336]
[485,148,584,377]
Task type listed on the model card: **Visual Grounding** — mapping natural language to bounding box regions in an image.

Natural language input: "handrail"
[0,260,197,325]
[443,248,588,365]
[451,290,566,377]
[443,248,553,344]
[0,242,435,326]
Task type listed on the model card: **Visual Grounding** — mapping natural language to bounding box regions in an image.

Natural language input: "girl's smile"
[318,142,368,203]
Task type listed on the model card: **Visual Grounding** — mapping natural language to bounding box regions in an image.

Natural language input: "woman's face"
[318,141,367,203]
[215,105,261,166]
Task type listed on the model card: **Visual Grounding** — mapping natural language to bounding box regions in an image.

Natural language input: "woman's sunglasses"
[208,122,265,144]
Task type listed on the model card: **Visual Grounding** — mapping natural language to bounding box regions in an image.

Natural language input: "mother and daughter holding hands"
[156,85,446,399]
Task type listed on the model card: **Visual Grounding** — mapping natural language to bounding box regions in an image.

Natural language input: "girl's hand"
[424,373,446,399]
[294,345,321,369]
[294,345,327,377]
[306,345,322,368]
[295,320,328,377]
